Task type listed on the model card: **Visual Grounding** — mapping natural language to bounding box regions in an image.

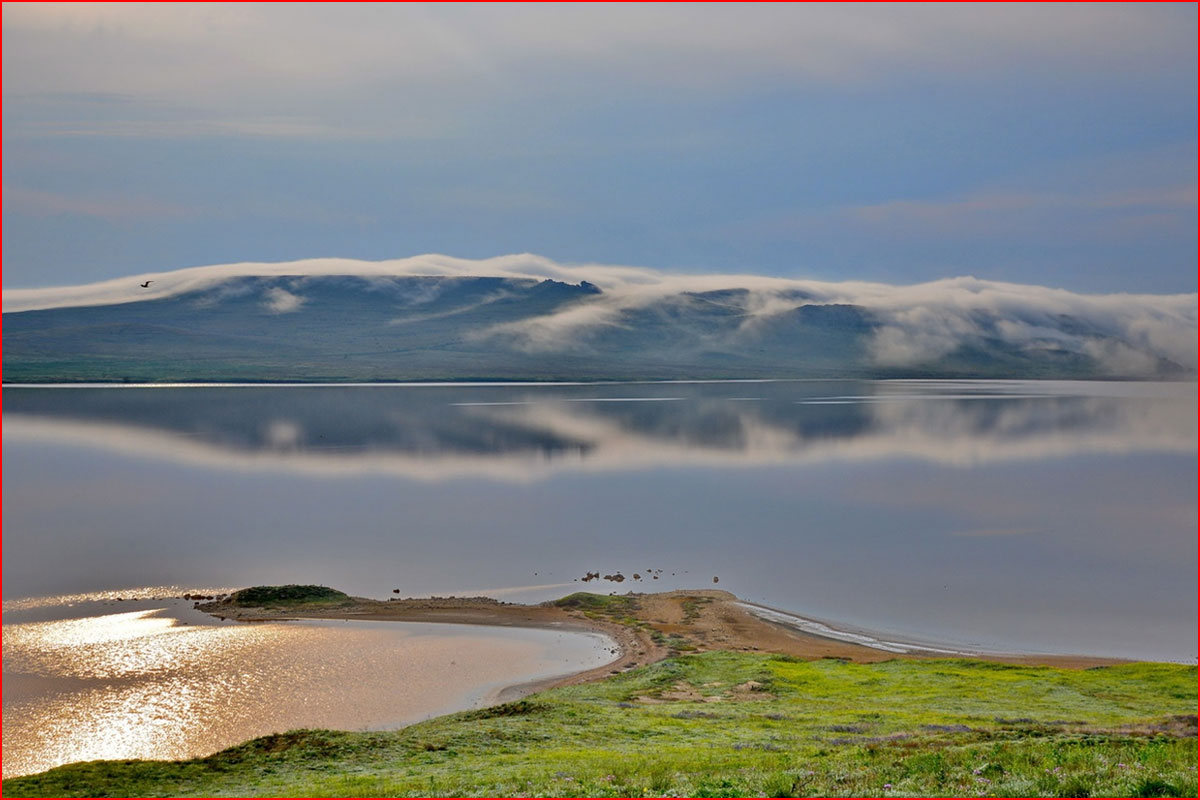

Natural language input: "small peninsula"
[6,586,1195,798]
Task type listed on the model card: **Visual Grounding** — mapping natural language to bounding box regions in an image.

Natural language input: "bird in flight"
[140,280,153,288]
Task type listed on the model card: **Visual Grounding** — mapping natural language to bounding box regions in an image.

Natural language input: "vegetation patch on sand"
[223,585,352,608]
[554,592,642,625]
[552,592,712,655]
[6,652,1195,798]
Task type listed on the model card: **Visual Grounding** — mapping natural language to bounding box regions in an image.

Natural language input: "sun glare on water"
[2,601,612,778]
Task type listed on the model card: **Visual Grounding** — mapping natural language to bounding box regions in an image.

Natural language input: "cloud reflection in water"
[3,381,1193,481]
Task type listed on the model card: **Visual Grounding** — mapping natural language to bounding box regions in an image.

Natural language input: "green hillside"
[6,652,1195,798]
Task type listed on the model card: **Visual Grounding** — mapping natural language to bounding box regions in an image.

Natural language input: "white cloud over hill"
[4,254,1195,374]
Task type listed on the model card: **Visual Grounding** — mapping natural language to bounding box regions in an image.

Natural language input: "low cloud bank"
[4,254,1195,374]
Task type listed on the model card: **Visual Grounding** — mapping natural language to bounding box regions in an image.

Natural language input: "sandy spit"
[199,588,1125,704]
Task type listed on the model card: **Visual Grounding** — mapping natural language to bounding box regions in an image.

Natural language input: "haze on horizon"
[2,3,1196,295]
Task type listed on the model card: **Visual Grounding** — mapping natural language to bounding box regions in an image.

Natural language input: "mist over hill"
[4,257,1194,382]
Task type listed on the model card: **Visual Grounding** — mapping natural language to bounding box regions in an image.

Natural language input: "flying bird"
[140,280,153,288]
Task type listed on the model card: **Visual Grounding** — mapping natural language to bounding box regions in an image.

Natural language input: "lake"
[3,380,1196,758]
[2,592,613,778]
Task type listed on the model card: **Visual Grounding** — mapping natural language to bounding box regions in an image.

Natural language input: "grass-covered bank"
[6,652,1195,798]
[223,584,352,608]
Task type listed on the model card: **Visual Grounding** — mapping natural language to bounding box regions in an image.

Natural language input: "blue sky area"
[2,3,1196,293]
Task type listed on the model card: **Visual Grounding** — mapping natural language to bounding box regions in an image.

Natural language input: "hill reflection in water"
[3,380,1193,479]
[3,380,1196,662]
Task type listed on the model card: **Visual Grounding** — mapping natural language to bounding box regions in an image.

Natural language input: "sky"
[2,3,1196,294]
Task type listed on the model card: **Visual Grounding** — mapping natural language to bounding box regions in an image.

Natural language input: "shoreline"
[8,588,1185,794]
[199,595,665,695]
[198,589,1129,698]
[7,378,1195,388]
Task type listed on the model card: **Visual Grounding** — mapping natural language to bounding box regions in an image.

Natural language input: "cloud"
[472,269,1197,375]
[5,4,1189,91]
[473,293,636,350]
[2,254,673,311]
[3,4,1192,139]
[2,184,194,222]
[852,277,1197,373]
[17,116,366,141]
[718,143,1198,278]
[0,253,655,312]
[4,255,1195,375]
[262,287,304,314]
[844,185,1198,239]
[947,527,1038,538]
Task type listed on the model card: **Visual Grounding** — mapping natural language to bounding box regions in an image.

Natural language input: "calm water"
[3,380,1196,667]
[2,591,612,777]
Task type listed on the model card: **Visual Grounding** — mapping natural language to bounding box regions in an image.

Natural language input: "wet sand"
[200,588,1127,700]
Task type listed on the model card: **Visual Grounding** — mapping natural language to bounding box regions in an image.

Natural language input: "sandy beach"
[199,588,1126,699]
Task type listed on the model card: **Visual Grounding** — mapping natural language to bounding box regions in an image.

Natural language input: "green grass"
[552,592,640,615]
[6,653,1195,797]
[679,596,712,624]
[224,585,352,608]
[553,592,646,629]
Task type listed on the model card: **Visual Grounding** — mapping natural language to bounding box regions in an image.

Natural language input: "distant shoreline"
[2,378,788,388]
[6,377,1191,387]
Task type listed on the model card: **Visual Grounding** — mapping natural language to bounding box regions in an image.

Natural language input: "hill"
[4,271,1193,382]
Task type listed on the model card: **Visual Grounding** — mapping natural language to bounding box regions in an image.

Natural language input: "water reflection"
[2,597,612,778]
[3,381,1193,479]
[2,380,1195,663]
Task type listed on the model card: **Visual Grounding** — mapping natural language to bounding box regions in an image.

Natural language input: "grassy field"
[5,652,1195,798]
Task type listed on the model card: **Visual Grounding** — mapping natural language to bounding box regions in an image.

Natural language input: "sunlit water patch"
[1,595,614,778]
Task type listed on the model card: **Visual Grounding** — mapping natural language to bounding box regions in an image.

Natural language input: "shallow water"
[3,380,1196,664]
[1,594,612,778]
